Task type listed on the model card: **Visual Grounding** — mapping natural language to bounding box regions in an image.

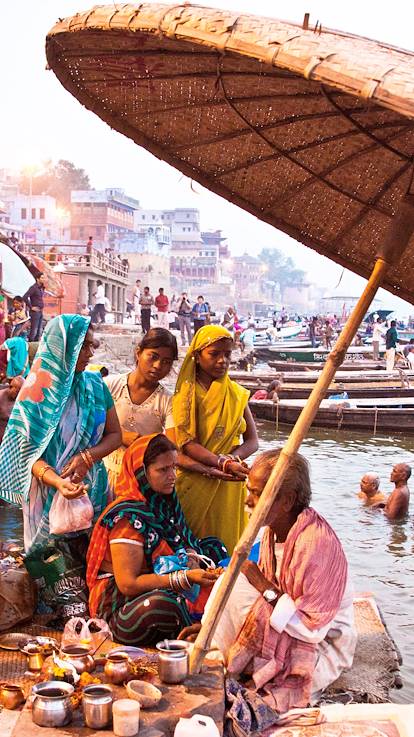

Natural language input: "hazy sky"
[2,0,414,313]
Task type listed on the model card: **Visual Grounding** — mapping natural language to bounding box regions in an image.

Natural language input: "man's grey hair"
[362,472,380,489]
[252,449,311,513]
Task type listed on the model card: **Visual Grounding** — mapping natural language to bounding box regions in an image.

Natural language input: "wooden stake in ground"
[189,193,414,674]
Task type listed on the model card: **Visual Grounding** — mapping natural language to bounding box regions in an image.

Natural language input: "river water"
[1,422,413,702]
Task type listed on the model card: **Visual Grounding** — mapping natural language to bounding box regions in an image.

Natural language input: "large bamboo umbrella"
[46,4,414,673]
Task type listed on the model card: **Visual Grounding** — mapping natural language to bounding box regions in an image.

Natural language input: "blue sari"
[0,314,112,554]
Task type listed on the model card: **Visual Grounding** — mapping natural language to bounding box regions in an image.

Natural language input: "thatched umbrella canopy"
[46,3,414,301]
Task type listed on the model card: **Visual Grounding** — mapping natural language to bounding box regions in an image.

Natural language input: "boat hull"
[250,400,414,434]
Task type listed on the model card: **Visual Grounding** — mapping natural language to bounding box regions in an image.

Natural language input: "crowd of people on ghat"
[0,311,411,713]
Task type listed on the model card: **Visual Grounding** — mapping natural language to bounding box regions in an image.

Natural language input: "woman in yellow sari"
[173,325,258,553]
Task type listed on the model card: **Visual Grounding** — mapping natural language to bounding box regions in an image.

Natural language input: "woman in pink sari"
[0,296,7,377]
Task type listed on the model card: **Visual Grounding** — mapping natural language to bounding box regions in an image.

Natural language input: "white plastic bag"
[174,715,220,737]
[61,616,113,650]
[49,493,94,535]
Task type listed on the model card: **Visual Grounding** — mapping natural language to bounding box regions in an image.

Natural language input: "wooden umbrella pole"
[190,256,389,673]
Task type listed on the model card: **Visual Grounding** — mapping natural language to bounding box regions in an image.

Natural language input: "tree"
[258,247,306,293]
[20,159,91,207]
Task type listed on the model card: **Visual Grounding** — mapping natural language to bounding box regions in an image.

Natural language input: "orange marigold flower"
[20,358,53,403]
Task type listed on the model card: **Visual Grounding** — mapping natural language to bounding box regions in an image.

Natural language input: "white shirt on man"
[95,284,105,304]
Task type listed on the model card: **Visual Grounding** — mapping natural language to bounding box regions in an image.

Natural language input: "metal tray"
[0,632,32,651]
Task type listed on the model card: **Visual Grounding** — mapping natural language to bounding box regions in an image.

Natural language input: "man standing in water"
[0,377,25,442]
[384,463,411,519]
[358,472,386,506]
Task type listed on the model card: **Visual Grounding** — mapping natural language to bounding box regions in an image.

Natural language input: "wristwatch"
[262,588,278,605]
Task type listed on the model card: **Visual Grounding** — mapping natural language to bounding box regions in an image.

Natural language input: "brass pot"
[0,684,25,710]
[22,645,45,673]
[104,653,131,685]
[59,645,95,675]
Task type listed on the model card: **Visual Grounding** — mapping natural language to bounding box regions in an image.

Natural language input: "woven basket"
[46,4,414,303]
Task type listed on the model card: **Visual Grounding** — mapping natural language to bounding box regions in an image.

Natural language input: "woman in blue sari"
[0,315,121,614]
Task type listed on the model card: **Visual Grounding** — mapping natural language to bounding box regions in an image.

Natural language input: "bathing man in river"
[358,472,386,506]
[383,463,411,519]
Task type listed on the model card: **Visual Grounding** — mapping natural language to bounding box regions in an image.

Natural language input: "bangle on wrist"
[38,464,53,484]
[222,458,233,473]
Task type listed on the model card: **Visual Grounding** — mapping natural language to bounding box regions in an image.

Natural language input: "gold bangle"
[222,459,233,474]
[38,465,53,484]
[80,450,93,469]
[85,449,94,467]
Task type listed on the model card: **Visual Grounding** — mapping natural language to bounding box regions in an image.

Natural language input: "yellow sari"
[173,325,250,552]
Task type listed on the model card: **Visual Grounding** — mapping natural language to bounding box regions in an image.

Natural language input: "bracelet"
[85,449,94,467]
[80,450,94,470]
[222,458,233,474]
[217,454,227,470]
[38,464,53,484]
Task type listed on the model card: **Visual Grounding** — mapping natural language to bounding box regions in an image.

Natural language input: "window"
[31,208,36,219]
[21,208,27,219]
[186,213,190,218]
[79,226,84,238]
[152,215,155,220]
[142,215,146,220]
[39,208,45,219]
[46,230,51,238]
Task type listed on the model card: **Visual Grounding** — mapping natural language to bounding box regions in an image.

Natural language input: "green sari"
[0,314,112,555]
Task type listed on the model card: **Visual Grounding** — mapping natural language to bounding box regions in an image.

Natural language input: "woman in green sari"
[0,315,121,614]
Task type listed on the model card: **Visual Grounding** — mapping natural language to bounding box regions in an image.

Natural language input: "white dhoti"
[386,347,396,372]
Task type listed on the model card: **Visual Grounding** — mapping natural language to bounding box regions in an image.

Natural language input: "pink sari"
[227,508,348,713]
[0,308,7,374]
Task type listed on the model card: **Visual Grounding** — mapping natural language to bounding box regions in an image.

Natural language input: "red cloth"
[227,509,348,713]
[251,389,268,400]
[155,294,169,312]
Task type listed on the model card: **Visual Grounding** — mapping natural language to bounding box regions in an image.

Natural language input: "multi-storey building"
[4,194,70,243]
[70,188,140,245]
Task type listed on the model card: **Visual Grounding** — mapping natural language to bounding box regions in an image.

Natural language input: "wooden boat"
[267,359,387,372]
[230,369,414,385]
[244,383,414,400]
[250,397,414,434]
[259,345,385,363]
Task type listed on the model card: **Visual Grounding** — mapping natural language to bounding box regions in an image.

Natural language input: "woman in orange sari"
[87,434,227,645]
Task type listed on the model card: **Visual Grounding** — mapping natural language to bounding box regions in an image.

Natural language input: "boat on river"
[230,369,414,385]
[244,382,414,400]
[267,359,388,372]
[250,396,414,434]
[258,345,385,363]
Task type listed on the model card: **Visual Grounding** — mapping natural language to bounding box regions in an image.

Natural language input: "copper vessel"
[104,653,131,685]
[59,645,95,675]
[0,684,25,710]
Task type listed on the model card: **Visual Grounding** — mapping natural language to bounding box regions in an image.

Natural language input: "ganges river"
[1,423,413,703]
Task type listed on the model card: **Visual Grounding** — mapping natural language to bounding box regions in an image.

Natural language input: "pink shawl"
[227,508,348,713]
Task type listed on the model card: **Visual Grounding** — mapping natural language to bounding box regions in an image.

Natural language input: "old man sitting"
[358,472,385,506]
[201,449,356,712]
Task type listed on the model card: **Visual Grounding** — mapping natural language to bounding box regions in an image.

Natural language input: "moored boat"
[267,359,387,372]
[261,345,385,363]
[250,397,414,434]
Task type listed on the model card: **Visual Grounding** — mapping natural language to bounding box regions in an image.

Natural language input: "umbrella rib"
[172,106,391,153]
[211,121,408,178]
[262,126,409,214]
[216,59,395,214]
[325,159,413,251]
[322,85,414,161]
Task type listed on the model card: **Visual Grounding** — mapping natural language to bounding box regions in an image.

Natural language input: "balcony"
[27,243,129,282]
